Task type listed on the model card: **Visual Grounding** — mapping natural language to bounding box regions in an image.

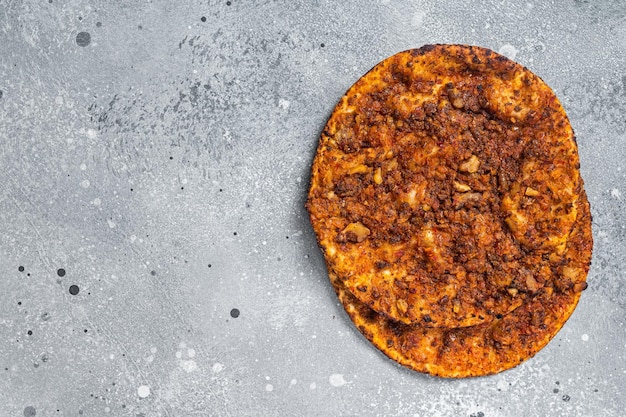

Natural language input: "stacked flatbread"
[306,44,592,377]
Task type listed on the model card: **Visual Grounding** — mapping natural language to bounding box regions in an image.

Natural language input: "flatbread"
[307,44,584,328]
[328,191,592,377]
[307,44,593,377]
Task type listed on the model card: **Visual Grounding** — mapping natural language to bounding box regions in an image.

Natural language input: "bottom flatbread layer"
[328,192,592,378]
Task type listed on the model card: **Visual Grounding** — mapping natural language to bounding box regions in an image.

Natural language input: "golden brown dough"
[306,44,593,377]
[307,44,585,328]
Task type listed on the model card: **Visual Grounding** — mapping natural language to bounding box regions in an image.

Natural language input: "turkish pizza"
[306,44,592,377]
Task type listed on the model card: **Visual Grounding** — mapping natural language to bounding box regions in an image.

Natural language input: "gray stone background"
[1,0,625,416]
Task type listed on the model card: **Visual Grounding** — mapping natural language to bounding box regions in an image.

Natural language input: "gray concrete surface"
[1,0,625,416]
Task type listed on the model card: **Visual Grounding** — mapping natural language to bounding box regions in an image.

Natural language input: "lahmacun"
[306,44,592,377]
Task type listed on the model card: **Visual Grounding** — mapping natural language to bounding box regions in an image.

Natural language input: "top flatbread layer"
[307,44,583,327]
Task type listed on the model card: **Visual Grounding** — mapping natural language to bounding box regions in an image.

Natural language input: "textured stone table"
[1,1,624,416]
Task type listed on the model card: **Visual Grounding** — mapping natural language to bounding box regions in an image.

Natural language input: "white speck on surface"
[180,359,197,373]
[175,351,182,359]
[104,407,110,413]
[146,355,154,363]
[212,363,224,373]
[150,347,157,354]
[290,379,297,385]
[329,374,347,387]
[137,385,150,398]
[278,99,290,109]
[265,384,273,392]
[80,179,90,188]
[86,128,97,139]
[265,376,270,380]
[55,95,63,105]
[187,348,195,358]
[611,188,621,199]
[499,44,518,60]
[582,333,589,341]
[79,163,87,171]
[310,382,316,389]
[92,198,101,206]
[411,10,426,27]
[107,219,116,229]
[496,378,509,391]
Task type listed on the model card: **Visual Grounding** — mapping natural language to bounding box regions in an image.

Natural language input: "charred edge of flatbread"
[307,44,581,328]
[328,190,592,378]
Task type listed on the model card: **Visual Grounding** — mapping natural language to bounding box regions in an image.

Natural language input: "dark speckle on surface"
[562,395,571,402]
[201,16,207,22]
[18,266,24,272]
[57,268,66,277]
[76,31,91,47]
[230,308,240,318]
[96,21,102,27]
[0,90,3,99]
[69,285,80,295]
[23,406,36,417]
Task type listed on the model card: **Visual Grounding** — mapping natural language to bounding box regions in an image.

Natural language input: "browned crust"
[328,191,592,378]
[307,44,584,328]
[306,44,593,377]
